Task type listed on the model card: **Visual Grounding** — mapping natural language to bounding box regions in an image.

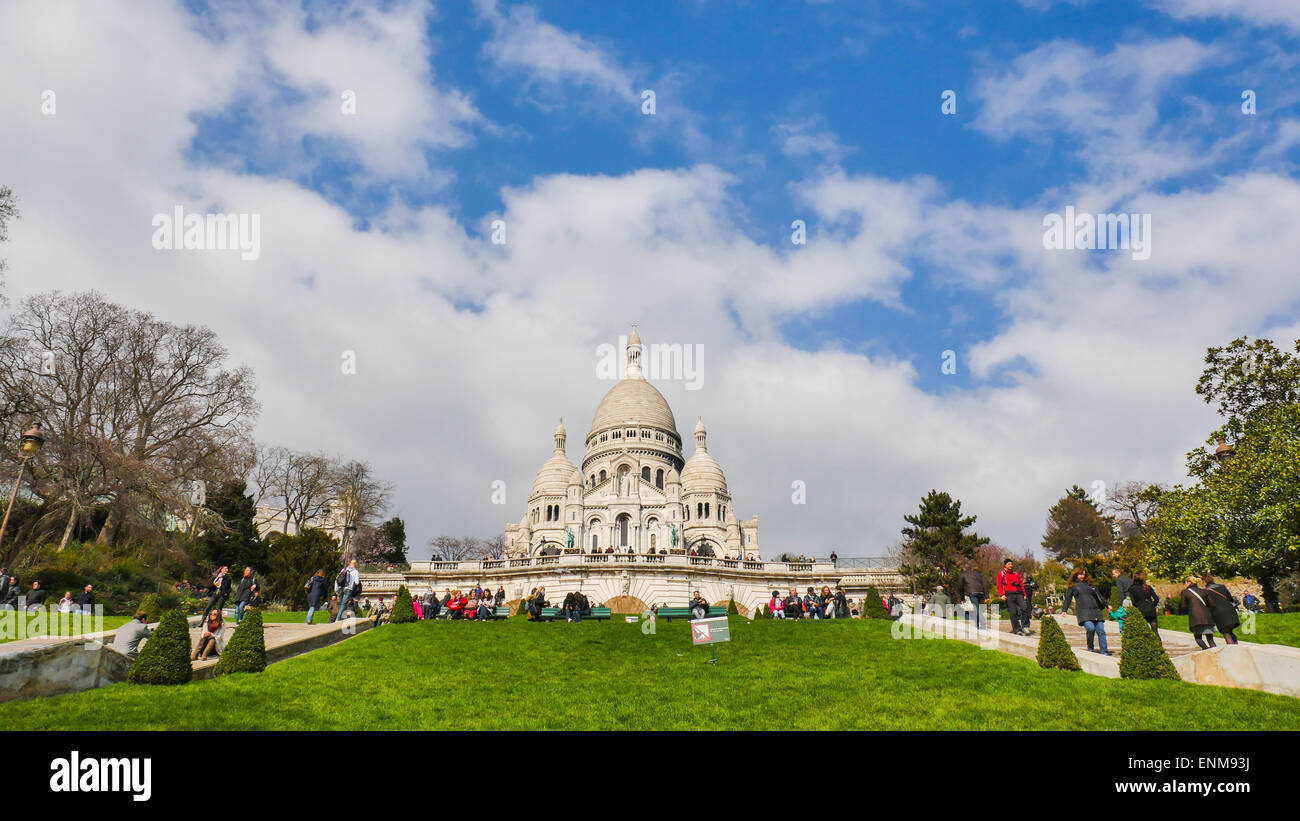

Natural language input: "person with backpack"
[333,560,360,621]
[304,569,328,625]
[1200,574,1240,645]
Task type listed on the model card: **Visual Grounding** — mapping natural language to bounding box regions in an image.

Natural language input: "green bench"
[533,606,612,621]
[656,606,728,621]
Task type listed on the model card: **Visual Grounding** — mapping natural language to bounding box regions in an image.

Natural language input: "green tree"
[863,586,889,619]
[138,593,163,624]
[213,608,266,676]
[1042,495,1115,563]
[899,490,990,593]
[1194,337,1300,449]
[1147,404,1300,613]
[378,517,408,563]
[263,528,342,608]
[1118,615,1180,680]
[1035,616,1080,672]
[127,610,192,685]
[195,481,266,572]
[389,585,416,623]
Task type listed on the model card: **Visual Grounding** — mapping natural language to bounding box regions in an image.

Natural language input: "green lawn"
[1157,611,1300,649]
[0,612,132,644]
[4,618,1299,730]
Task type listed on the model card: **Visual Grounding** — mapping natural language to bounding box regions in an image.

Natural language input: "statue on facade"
[670,523,679,549]
[565,526,574,550]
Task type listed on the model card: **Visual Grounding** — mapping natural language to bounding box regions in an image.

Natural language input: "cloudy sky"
[2,0,1298,560]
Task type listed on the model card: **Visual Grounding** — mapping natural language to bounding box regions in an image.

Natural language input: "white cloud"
[1152,0,1300,33]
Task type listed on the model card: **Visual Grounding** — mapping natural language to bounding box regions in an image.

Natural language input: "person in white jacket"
[333,560,361,621]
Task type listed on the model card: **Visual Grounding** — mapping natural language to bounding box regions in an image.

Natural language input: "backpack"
[336,569,349,588]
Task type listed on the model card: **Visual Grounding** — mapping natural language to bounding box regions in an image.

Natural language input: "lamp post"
[0,424,45,565]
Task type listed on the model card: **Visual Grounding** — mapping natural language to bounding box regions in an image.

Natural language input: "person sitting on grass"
[192,611,224,660]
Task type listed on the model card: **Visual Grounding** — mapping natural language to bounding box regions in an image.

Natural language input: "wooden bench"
[656,606,728,621]
[532,606,612,621]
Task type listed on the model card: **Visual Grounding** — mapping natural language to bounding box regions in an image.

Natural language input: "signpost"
[690,615,730,663]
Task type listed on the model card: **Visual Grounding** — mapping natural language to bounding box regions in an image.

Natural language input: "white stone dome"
[589,377,677,436]
[532,451,577,495]
[681,449,727,493]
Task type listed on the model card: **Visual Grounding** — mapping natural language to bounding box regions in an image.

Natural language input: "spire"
[694,416,707,451]
[554,417,566,452]
[626,323,643,379]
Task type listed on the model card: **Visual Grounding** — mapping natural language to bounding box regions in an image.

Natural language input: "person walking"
[997,559,1032,636]
[200,568,230,625]
[929,585,951,616]
[1181,576,1217,649]
[1127,572,1161,639]
[956,561,989,630]
[333,560,360,621]
[1200,574,1240,645]
[304,569,328,625]
[1062,568,1111,655]
[233,567,257,625]
[1111,568,1133,605]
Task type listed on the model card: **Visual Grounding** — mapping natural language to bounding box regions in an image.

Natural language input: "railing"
[830,557,897,569]
[537,556,559,566]
[482,560,504,570]
[372,554,867,579]
[509,558,532,568]
[584,555,609,563]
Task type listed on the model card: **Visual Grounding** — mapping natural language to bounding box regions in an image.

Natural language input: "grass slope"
[1157,612,1300,649]
[3,619,1298,730]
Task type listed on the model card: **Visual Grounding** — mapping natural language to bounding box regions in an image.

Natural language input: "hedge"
[1119,614,1180,680]
[212,608,266,676]
[1036,616,1081,671]
[127,610,192,685]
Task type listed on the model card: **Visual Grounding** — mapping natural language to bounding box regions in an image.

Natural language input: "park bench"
[656,606,728,621]
[532,606,612,621]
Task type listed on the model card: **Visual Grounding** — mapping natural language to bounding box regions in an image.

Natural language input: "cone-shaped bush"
[390,585,417,623]
[1119,615,1180,680]
[138,593,163,624]
[1036,616,1081,671]
[726,598,739,616]
[754,603,769,619]
[127,610,192,685]
[863,586,889,619]
[213,608,265,676]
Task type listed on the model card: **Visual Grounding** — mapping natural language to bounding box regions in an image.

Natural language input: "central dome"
[589,377,677,435]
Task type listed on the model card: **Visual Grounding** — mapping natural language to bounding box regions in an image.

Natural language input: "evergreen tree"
[1042,495,1115,562]
[863,585,890,619]
[264,528,342,608]
[899,490,990,592]
[1035,616,1081,671]
[1118,615,1180,680]
[138,593,163,624]
[390,585,417,623]
[213,608,266,676]
[195,481,266,571]
[378,517,408,564]
[754,603,770,619]
[127,610,192,685]
[726,598,739,616]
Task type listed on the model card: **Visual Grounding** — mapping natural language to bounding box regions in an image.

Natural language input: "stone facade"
[505,327,759,560]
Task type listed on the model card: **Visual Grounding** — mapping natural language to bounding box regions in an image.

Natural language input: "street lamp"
[1213,438,1233,465]
[0,423,45,563]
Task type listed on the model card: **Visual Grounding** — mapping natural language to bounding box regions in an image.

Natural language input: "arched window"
[590,474,595,487]
[592,533,599,550]
[697,503,703,519]
[599,470,606,483]
[656,469,664,489]
[641,466,651,483]
[650,533,657,551]
[705,502,710,519]
[617,514,630,547]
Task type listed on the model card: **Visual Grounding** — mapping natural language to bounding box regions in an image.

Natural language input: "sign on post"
[691,615,730,659]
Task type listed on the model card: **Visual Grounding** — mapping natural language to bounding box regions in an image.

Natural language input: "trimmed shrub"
[213,608,266,676]
[863,586,889,619]
[138,593,163,624]
[127,610,192,685]
[390,585,417,623]
[726,598,739,616]
[1036,616,1081,671]
[754,603,769,619]
[1119,615,1180,680]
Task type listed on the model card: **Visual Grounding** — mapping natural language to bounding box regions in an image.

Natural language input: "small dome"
[532,451,577,495]
[554,418,567,437]
[681,449,727,494]
[694,416,706,436]
[568,467,582,485]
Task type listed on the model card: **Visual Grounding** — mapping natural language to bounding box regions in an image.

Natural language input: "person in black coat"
[1061,569,1111,655]
[1200,574,1240,645]
[1180,577,1217,649]
[304,570,328,624]
[201,567,231,625]
[233,567,258,625]
[1127,572,1162,638]
[75,583,95,614]
[24,581,47,610]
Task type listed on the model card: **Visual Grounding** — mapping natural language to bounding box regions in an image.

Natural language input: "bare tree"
[1105,481,1164,536]
[330,458,392,559]
[428,536,497,561]
[251,446,335,536]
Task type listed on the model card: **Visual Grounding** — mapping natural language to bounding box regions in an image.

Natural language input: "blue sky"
[4,0,1300,557]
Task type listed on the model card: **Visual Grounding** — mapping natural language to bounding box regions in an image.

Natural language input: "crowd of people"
[765,586,851,619]
[0,569,97,613]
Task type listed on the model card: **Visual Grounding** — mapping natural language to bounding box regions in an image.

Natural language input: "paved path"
[995,616,1204,660]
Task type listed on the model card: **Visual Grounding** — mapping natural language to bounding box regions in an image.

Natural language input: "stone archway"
[603,595,648,615]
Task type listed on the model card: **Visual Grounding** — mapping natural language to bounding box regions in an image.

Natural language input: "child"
[1109,602,1127,634]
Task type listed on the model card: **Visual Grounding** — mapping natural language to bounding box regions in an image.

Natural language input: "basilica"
[505,327,760,559]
